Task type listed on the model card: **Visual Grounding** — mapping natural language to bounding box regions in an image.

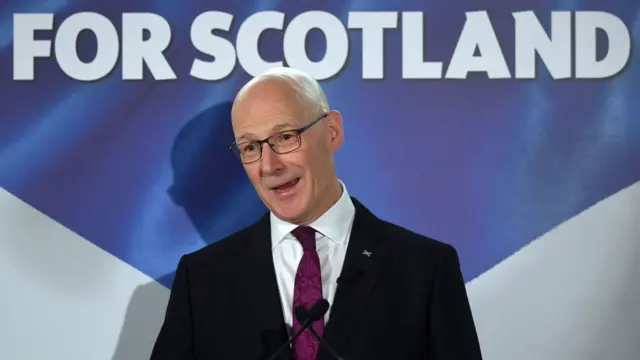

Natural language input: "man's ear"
[327,110,344,150]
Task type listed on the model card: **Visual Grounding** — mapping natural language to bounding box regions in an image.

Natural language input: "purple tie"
[291,226,324,360]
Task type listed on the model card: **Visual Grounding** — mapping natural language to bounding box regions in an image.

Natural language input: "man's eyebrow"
[235,133,254,142]
[236,122,298,142]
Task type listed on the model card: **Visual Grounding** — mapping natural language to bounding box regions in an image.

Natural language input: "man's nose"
[260,144,283,175]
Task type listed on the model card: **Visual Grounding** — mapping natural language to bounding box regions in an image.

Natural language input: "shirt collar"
[270,180,355,249]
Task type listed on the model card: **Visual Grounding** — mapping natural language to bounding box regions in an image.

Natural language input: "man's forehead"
[232,112,302,141]
[233,96,304,126]
[237,97,302,118]
[231,77,314,138]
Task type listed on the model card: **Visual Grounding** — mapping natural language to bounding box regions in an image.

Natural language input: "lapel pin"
[362,250,372,257]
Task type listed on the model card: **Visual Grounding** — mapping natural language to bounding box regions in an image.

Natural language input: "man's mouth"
[271,178,300,193]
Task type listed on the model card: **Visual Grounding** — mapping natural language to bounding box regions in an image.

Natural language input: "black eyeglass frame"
[229,113,329,164]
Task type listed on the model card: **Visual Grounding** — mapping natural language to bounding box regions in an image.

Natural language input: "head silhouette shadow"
[168,100,267,247]
[111,100,268,360]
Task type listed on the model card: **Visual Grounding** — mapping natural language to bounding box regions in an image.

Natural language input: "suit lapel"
[319,198,389,359]
[236,214,292,360]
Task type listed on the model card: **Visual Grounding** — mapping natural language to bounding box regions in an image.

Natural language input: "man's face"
[231,80,342,224]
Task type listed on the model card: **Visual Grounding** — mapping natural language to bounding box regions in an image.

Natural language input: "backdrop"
[1,1,639,359]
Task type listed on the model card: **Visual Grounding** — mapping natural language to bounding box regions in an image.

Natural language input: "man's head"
[230,67,344,225]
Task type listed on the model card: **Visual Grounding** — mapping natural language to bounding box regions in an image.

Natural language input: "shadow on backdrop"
[111,101,267,360]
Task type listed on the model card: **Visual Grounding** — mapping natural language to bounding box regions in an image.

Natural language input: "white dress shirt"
[270,180,355,330]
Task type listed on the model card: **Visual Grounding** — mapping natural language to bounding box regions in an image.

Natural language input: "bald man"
[150,67,482,360]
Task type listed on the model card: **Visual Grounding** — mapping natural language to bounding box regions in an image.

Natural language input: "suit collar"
[319,197,389,359]
[237,213,292,359]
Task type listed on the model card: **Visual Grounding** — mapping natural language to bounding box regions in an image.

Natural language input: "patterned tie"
[291,226,324,360]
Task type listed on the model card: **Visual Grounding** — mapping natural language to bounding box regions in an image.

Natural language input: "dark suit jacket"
[150,197,483,359]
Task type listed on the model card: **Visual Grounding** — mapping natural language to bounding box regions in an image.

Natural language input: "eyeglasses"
[230,113,328,164]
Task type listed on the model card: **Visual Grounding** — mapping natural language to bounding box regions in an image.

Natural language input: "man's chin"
[269,203,308,223]
[263,190,311,219]
[272,208,301,222]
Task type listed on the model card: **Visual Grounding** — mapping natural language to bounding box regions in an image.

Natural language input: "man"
[150,67,483,359]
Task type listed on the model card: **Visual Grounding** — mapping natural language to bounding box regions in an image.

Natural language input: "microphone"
[294,306,345,360]
[266,299,330,360]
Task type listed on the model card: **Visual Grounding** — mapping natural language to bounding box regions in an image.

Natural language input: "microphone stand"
[267,299,330,360]
[266,325,308,360]
[307,326,345,360]
[294,306,345,360]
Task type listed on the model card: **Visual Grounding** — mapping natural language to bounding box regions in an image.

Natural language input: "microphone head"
[307,298,330,322]
[294,306,309,323]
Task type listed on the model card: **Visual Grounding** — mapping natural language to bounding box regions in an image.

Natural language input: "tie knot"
[291,226,316,251]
